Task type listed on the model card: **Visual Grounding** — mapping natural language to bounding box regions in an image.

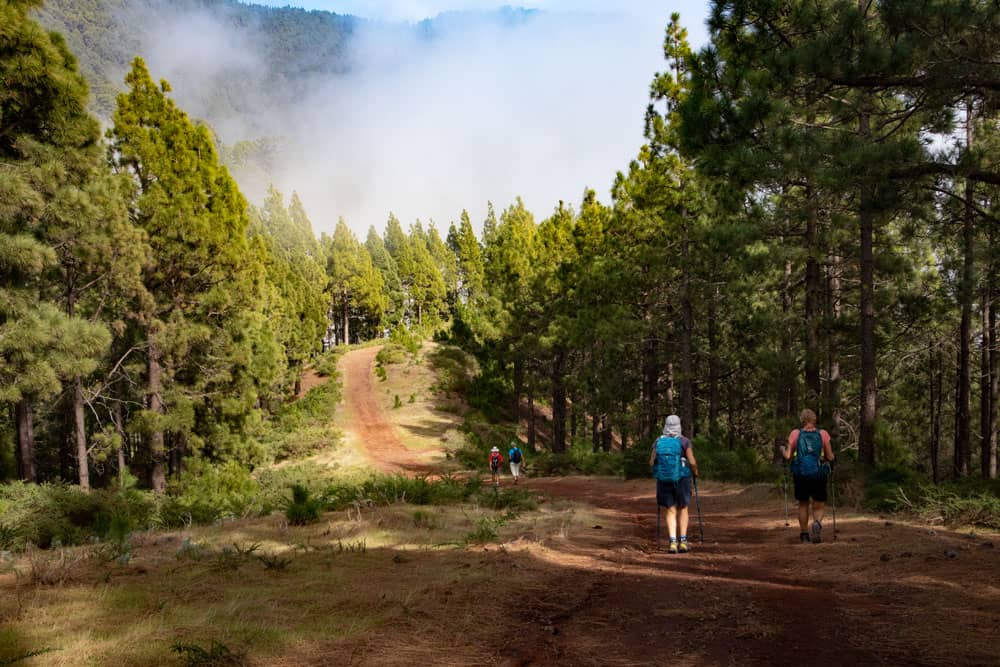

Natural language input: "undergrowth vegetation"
[0,466,538,550]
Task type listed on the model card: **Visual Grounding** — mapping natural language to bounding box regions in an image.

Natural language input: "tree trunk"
[342,296,350,346]
[15,400,36,482]
[933,344,944,484]
[641,328,659,442]
[680,251,696,438]
[513,357,524,421]
[989,266,999,479]
[148,338,167,493]
[592,413,600,453]
[551,349,567,453]
[981,287,995,478]
[825,253,842,443]
[601,413,612,452]
[858,102,877,466]
[707,286,720,437]
[527,386,536,451]
[804,190,822,409]
[776,257,795,453]
[74,377,90,491]
[930,344,940,484]
[113,400,127,487]
[955,108,976,477]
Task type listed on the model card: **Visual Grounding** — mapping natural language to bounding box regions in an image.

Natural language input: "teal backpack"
[791,430,825,479]
[654,436,690,482]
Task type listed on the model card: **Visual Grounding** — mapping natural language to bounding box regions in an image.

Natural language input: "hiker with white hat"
[649,415,699,553]
[488,446,503,487]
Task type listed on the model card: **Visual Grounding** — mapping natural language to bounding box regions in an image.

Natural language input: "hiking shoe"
[678,540,690,553]
[800,532,810,543]
[811,520,822,544]
[667,541,678,554]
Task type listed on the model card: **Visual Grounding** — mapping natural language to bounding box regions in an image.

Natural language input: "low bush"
[0,481,156,549]
[689,438,777,484]
[262,381,343,461]
[285,485,322,525]
[375,343,408,366]
[160,460,265,527]
[312,349,342,377]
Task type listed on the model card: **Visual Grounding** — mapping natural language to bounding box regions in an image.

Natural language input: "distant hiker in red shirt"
[782,409,835,543]
[488,446,503,486]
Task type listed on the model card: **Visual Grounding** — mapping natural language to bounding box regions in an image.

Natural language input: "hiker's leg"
[666,505,678,539]
[812,501,825,524]
[798,501,810,531]
[678,505,689,537]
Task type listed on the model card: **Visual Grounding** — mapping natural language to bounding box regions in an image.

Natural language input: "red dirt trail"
[339,347,1000,666]
[340,346,432,474]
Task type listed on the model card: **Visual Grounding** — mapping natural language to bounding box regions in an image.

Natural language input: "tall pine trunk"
[641,322,659,442]
[680,246,695,437]
[825,254,842,443]
[551,349,567,453]
[707,286,720,436]
[929,343,941,484]
[526,384,536,451]
[983,233,998,479]
[858,187,877,465]
[342,296,350,346]
[776,258,796,452]
[74,377,90,491]
[15,400,36,482]
[955,107,976,477]
[804,191,822,409]
[148,339,167,493]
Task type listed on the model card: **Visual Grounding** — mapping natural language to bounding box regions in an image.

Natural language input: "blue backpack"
[791,430,825,479]
[653,436,690,482]
[510,448,522,463]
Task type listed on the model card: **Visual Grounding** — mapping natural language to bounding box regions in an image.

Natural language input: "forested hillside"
[33,0,357,121]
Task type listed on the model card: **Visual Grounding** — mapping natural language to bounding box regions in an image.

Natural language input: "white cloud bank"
[142,2,710,236]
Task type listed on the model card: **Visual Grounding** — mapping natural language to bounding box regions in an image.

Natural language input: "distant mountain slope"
[34,0,358,124]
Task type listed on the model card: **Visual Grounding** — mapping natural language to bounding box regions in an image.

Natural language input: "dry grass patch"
[0,495,584,666]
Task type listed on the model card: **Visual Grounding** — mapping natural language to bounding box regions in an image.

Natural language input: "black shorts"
[656,477,693,508]
[793,474,828,502]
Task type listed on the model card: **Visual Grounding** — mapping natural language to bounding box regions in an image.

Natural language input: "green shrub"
[0,481,156,548]
[896,483,1000,529]
[689,438,777,484]
[160,461,264,527]
[285,484,322,525]
[312,350,341,377]
[375,343,408,366]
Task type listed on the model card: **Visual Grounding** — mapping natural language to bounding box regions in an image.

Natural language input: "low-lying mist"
[138,3,685,236]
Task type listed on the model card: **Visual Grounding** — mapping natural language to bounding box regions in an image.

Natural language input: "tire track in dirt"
[339,346,432,475]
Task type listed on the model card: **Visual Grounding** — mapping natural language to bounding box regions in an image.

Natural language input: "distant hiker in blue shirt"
[508,442,525,484]
[782,408,835,543]
[649,415,699,553]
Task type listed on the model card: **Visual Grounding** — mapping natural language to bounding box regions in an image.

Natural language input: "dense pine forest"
[4,0,1000,539]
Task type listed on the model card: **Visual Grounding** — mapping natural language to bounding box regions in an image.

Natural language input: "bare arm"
[822,431,835,461]
[685,443,699,477]
[783,430,798,460]
[649,444,657,468]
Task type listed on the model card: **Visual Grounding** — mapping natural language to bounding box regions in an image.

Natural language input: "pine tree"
[109,57,257,491]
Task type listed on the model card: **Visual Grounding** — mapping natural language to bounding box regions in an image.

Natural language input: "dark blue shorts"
[656,477,692,508]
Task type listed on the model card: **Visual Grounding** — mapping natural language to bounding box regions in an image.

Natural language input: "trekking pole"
[656,503,661,550]
[782,466,790,527]
[693,476,705,543]
[831,465,837,541]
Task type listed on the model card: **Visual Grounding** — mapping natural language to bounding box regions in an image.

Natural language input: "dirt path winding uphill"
[339,346,432,474]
